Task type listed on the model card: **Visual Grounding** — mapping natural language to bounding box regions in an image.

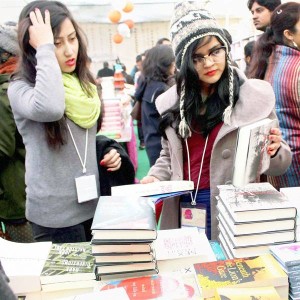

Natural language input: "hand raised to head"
[29,8,53,49]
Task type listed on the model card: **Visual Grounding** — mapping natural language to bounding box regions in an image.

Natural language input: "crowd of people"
[0,0,298,247]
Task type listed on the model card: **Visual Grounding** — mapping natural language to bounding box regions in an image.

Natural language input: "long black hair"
[160,36,240,138]
[14,0,95,148]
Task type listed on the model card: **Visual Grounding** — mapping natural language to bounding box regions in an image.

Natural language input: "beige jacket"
[148,68,292,240]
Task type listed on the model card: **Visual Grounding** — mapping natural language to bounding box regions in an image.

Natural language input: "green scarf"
[62,73,100,129]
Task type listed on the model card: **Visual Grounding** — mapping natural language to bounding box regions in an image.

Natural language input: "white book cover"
[111,180,194,197]
[217,182,297,223]
[0,238,52,294]
[232,118,278,187]
[269,242,300,267]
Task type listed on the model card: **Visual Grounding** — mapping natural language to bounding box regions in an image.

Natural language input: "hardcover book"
[217,199,296,236]
[269,242,300,268]
[91,196,157,242]
[218,212,295,247]
[111,180,194,197]
[193,253,288,298]
[91,242,153,255]
[214,286,281,300]
[40,242,96,286]
[232,118,278,187]
[94,252,155,265]
[217,182,297,223]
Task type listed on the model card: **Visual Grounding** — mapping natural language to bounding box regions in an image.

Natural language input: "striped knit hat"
[170,1,234,138]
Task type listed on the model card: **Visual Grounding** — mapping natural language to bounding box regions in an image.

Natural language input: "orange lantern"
[123,1,134,13]
[113,33,123,44]
[124,19,134,29]
[108,10,121,23]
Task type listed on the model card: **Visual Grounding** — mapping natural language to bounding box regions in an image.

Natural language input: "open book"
[232,118,278,187]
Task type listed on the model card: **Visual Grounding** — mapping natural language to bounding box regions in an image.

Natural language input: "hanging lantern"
[124,19,134,29]
[113,33,123,44]
[108,10,121,23]
[123,1,134,13]
[117,23,130,38]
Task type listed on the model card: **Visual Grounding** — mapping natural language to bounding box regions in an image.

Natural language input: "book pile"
[40,242,96,292]
[193,253,289,299]
[281,187,300,242]
[91,196,158,279]
[216,182,297,258]
[269,242,300,300]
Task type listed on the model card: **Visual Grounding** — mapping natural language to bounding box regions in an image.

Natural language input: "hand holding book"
[267,127,282,157]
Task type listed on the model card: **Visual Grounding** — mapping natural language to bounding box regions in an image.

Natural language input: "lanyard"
[185,134,209,205]
[67,124,88,174]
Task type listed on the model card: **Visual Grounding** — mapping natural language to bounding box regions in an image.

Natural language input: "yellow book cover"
[194,254,288,298]
[214,286,281,300]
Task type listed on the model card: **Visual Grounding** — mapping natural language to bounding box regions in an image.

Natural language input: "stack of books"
[269,242,300,300]
[216,182,297,258]
[91,195,158,279]
[193,253,289,299]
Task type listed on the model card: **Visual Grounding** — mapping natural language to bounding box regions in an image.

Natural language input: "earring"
[292,40,298,49]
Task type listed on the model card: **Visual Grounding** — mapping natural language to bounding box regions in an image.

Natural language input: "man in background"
[0,22,33,242]
[244,40,255,77]
[247,0,281,32]
[97,61,114,78]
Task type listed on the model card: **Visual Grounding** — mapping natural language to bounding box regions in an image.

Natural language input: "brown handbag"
[130,100,142,121]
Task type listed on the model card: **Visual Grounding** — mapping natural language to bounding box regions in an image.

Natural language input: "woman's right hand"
[140,176,159,184]
[29,8,54,49]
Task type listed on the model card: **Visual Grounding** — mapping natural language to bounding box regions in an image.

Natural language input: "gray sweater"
[8,44,99,228]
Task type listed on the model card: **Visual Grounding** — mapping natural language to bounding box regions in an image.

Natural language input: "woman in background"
[248,2,300,189]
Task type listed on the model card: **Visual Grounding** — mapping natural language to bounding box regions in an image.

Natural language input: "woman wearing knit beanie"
[141,1,292,240]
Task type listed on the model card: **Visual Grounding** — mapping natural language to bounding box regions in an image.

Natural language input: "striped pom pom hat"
[170,1,234,138]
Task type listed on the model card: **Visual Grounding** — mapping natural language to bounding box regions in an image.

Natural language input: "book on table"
[94,252,155,264]
[217,182,297,223]
[40,242,96,291]
[0,238,52,294]
[111,180,194,197]
[91,196,157,242]
[232,118,278,188]
[214,286,281,300]
[153,227,216,273]
[96,272,197,300]
[193,253,288,299]
[91,242,153,255]
[218,217,295,248]
[217,199,296,236]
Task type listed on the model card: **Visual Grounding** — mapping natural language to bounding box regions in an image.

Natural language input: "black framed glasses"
[192,46,226,66]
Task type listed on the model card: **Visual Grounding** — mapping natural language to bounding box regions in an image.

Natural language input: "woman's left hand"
[100,149,121,171]
[267,128,282,157]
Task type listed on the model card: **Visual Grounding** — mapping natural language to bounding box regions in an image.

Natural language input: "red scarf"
[0,56,18,74]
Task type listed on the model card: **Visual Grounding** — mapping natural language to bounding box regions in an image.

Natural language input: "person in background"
[248,2,300,189]
[0,22,34,242]
[244,40,255,77]
[8,0,121,243]
[97,61,114,78]
[134,45,176,167]
[247,0,281,32]
[121,63,134,85]
[140,1,291,240]
[156,37,172,46]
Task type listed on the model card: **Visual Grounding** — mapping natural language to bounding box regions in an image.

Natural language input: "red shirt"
[183,122,223,189]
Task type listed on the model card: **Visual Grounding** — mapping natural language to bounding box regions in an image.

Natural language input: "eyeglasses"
[192,46,226,66]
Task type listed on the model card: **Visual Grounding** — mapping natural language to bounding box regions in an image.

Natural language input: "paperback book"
[40,242,96,286]
[91,196,157,242]
[94,252,155,265]
[232,118,278,187]
[91,242,153,255]
[217,182,297,223]
[193,253,288,298]
[269,242,300,268]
